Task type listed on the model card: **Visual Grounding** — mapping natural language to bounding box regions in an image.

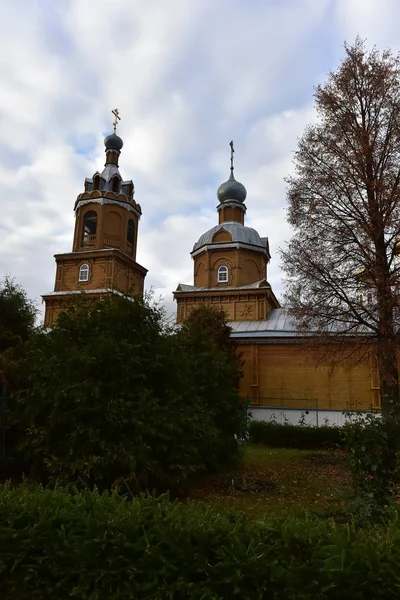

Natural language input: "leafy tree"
[281,38,400,412]
[10,298,242,489]
[177,306,244,465]
[0,276,36,355]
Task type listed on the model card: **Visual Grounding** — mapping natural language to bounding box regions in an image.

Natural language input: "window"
[79,264,89,282]
[218,265,228,283]
[111,176,120,193]
[93,175,101,191]
[127,219,135,253]
[82,210,97,246]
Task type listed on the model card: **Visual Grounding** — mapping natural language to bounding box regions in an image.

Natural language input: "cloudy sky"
[1,0,400,321]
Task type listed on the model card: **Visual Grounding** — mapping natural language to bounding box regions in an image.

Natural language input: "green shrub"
[248,419,342,449]
[342,413,400,518]
[8,300,243,490]
[2,484,400,599]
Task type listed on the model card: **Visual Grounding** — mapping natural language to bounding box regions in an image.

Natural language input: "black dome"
[217,172,247,204]
[104,133,123,152]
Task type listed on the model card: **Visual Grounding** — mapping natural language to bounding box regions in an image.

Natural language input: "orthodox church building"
[43,114,147,327]
[174,143,378,425]
[42,118,378,425]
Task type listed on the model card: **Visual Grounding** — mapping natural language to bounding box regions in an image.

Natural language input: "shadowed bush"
[248,419,342,449]
[7,300,243,490]
[2,484,400,599]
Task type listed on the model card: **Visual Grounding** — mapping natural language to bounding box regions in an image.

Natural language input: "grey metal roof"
[176,280,270,293]
[230,309,298,338]
[193,222,267,252]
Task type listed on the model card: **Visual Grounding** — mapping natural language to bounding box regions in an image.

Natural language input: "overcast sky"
[1,0,400,321]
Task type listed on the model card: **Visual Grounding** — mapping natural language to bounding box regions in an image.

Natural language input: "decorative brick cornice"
[54,248,148,275]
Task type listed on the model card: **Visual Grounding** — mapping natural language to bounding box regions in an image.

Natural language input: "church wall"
[194,260,208,287]
[237,250,265,285]
[209,251,236,286]
[175,291,273,323]
[237,342,378,411]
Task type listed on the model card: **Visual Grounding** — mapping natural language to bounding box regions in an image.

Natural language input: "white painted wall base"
[248,406,375,427]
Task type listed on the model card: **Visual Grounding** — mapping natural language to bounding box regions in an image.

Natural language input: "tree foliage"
[282,38,400,411]
[9,298,242,489]
[0,276,36,355]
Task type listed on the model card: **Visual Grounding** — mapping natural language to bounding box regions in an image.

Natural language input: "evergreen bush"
[7,300,243,490]
[248,419,342,449]
[1,484,400,599]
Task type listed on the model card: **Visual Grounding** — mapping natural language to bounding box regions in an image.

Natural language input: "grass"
[184,444,352,519]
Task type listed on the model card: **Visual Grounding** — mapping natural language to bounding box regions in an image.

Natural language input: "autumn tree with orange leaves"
[282,39,400,413]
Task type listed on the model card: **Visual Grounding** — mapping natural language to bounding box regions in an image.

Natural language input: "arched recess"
[194,260,207,287]
[81,210,97,247]
[104,210,122,248]
[212,229,232,243]
[240,259,261,285]
[127,218,135,255]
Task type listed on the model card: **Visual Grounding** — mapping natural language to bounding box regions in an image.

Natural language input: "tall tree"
[281,38,400,412]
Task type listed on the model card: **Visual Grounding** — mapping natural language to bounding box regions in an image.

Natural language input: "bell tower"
[43,110,148,327]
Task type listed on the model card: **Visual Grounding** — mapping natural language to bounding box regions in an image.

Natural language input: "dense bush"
[342,413,400,518]
[2,484,400,599]
[7,299,243,490]
[248,419,342,449]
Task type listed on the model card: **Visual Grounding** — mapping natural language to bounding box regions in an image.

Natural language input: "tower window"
[127,219,135,253]
[111,176,120,193]
[79,264,89,282]
[93,175,101,191]
[218,265,228,283]
[82,210,97,246]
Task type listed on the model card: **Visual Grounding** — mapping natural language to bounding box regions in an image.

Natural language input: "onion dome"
[104,133,123,152]
[217,171,247,203]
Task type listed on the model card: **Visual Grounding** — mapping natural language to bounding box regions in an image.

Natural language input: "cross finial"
[112,108,121,134]
[229,140,234,173]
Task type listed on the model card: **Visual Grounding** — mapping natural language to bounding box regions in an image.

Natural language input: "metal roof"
[230,309,299,338]
[193,222,267,252]
[176,280,271,293]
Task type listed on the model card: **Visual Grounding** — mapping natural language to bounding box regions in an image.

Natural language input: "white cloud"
[1,0,399,320]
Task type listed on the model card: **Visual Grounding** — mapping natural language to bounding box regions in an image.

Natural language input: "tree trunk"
[377,337,399,413]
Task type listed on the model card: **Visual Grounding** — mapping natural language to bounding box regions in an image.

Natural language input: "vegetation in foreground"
[2,481,400,599]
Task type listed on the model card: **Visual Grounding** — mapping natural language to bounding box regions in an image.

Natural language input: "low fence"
[247,396,320,426]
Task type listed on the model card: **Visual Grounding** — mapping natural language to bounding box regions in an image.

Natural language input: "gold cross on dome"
[112,108,121,134]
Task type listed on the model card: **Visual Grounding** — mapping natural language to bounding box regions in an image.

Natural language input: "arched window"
[82,210,97,246]
[111,176,120,193]
[218,265,228,283]
[79,264,89,282]
[127,219,135,254]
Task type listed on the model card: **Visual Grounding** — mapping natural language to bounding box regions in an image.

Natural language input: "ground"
[184,444,353,519]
